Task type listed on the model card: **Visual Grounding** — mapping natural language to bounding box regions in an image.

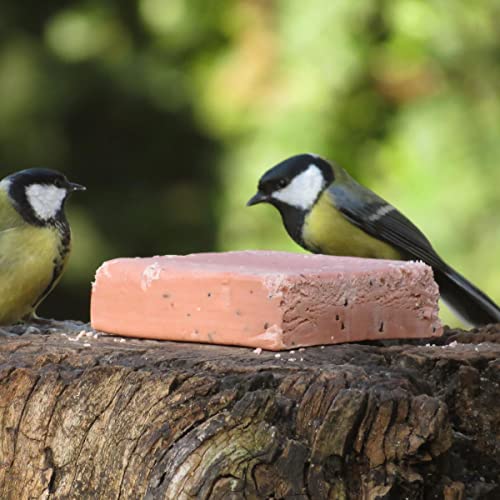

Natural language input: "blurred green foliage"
[1,0,499,325]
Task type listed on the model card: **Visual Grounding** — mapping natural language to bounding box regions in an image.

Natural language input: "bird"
[0,168,85,325]
[247,153,500,327]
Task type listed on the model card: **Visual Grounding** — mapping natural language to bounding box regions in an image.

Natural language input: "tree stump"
[0,322,499,499]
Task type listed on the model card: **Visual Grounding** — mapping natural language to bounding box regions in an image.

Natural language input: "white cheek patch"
[273,164,325,210]
[26,184,67,220]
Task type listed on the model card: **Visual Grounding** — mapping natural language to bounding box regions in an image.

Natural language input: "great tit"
[247,153,500,327]
[0,168,85,325]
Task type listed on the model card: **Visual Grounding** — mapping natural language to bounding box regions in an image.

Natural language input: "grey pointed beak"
[68,182,86,192]
[247,191,268,206]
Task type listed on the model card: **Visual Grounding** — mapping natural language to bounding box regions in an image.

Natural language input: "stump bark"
[0,322,499,499]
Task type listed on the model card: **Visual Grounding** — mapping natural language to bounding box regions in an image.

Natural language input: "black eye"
[278,178,288,188]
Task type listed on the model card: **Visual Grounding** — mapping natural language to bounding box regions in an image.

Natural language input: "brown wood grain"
[0,322,499,499]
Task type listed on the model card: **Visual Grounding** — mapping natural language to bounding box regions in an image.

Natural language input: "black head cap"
[2,168,85,226]
[247,153,334,207]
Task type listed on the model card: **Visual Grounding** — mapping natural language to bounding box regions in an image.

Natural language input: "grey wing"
[329,181,500,326]
[329,182,449,271]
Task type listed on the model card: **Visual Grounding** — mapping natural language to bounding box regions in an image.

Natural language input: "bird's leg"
[23,312,88,333]
[0,326,18,337]
[25,313,53,326]
[22,312,69,332]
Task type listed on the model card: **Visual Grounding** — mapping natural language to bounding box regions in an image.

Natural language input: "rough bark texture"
[0,322,499,499]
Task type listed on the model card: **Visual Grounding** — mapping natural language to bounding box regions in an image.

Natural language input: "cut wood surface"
[0,322,499,499]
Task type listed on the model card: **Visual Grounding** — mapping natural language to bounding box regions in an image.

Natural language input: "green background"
[1,0,499,326]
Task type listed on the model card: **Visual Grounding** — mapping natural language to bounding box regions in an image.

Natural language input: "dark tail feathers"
[433,266,500,327]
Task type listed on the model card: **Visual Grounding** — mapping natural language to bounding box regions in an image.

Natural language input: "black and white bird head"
[247,153,334,213]
[0,168,85,226]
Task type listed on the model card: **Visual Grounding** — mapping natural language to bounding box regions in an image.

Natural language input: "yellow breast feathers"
[302,190,401,260]
[0,191,69,323]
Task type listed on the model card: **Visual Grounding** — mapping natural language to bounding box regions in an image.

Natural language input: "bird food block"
[91,251,442,350]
